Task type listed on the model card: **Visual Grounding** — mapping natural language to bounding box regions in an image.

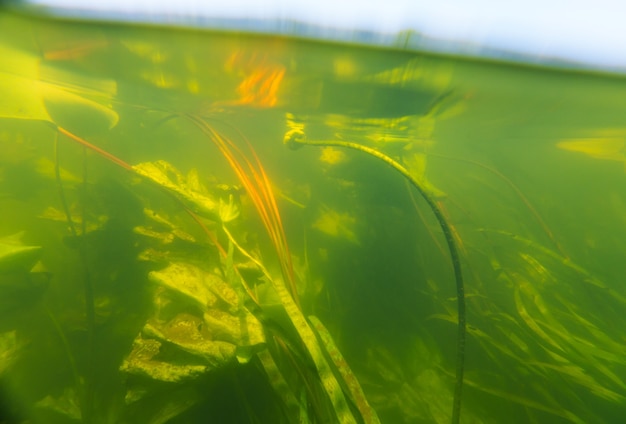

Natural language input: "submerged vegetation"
[1,8,626,424]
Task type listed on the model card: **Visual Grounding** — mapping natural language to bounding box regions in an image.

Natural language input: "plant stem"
[288,137,466,424]
[53,135,96,422]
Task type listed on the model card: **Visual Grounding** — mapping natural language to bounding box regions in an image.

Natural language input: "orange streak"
[57,126,132,171]
[229,125,298,300]
[185,114,300,306]
[249,145,297,289]
[56,117,273,308]
[43,40,108,61]
[204,124,279,247]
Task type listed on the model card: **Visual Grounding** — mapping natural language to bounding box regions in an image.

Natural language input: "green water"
[1,8,625,424]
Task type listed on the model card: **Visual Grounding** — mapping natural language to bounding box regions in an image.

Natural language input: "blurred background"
[12,0,626,73]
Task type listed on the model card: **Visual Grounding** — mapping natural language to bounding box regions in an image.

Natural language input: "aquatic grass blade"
[182,114,360,422]
[287,136,466,424]
[184,113,300,305]
[309,315,381,424]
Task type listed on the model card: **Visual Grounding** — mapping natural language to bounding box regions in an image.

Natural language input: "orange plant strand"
[235,67,285,107]
[218,128,284,251]
[43,39,109,61]
[57,126,132,171]
[218,120,297,291]
[220,135,295,294]
[196,116,278,232]
[205,124,280,248]
[57,127,236,282]
[250,146,297,288]
[185,114,300,306]
[187,115,280,248]
[227,126,299,303]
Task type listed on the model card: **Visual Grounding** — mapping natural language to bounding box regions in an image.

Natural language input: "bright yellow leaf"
[319,147,347,165]
[557,129,625,169]
[312,205,359,244]
[0,44,118,134]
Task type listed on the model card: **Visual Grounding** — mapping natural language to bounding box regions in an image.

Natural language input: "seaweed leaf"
[121,261,266,382]
[0,44,118,132]
[0,232,42,273]
[133,161,221,221]
[309,315,381,424]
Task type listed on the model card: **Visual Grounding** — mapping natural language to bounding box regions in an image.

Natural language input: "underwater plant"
[283,128,467,424]
[2,12,626,424]
[27,115,380,423]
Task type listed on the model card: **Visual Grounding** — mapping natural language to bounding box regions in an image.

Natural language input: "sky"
[23,0,626,71]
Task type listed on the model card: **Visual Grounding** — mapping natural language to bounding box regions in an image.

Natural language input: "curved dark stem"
[53,135,96,422]
[288,138,466,424]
